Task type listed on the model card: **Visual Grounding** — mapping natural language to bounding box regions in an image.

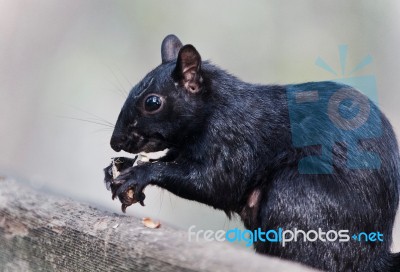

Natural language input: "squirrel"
[104,34,400,271]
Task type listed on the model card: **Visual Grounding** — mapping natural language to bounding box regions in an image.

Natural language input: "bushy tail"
[375,252,400,272]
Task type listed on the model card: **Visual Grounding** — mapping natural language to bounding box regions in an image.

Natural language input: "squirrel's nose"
[110,134,127,152]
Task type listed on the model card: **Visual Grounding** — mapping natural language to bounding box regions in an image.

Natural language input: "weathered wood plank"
[0,177,318,272]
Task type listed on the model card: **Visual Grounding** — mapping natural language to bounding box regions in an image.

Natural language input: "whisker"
[57,115,115,128]
[66,105,115,127]
[108,82,129,98]
[115,66,133,87]
[92,128,114,134]
[107,65,129,96]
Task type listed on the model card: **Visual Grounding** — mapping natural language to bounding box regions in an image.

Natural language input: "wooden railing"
[0,177,318,272]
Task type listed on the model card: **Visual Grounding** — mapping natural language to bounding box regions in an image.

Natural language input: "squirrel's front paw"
[103,157,140,211]
[104,156,137,188]
[113,176,147,212]
[103,164,114,190]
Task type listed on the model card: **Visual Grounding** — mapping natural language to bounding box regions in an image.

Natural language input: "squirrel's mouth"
[133,138,168,154]
[121,132,170,154]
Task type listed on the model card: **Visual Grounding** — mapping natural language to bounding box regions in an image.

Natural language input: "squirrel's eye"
[144,95,163,113]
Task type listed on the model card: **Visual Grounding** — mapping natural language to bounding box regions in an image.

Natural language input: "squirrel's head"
[110,35,208,154]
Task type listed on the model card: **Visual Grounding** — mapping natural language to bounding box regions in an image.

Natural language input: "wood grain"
[0,177,318,272]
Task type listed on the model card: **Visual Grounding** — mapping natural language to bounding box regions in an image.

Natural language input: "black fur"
[105,34,400,271]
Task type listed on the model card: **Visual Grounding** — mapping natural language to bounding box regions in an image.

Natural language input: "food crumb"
[142,217,161,229]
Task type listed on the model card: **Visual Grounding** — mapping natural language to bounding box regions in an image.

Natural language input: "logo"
[188,226,384,247]
[287,45,381,174]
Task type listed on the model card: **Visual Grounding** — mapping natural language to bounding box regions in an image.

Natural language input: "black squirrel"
[104,34,400,271]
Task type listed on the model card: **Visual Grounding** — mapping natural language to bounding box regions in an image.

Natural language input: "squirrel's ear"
[161,34,183,63]
[172,44,202,94]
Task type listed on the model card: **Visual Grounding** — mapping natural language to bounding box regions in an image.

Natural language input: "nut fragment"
[133,149,169,167]
[142,217,161,229]
[120,188,138,213]
[127,188,134,199]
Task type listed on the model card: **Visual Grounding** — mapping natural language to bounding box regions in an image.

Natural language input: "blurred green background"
[0,0,399,251]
